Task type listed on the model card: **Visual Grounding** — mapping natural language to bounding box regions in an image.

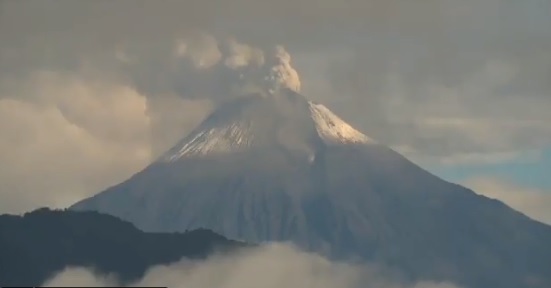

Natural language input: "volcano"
[71,89,551,288]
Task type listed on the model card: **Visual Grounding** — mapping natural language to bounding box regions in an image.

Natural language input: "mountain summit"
[159,90,373,162]
[71,89,551,288]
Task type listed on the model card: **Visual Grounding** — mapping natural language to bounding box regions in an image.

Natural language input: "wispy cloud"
[43,243,463,288]
[0,72,152,214]
[394,147,541,166]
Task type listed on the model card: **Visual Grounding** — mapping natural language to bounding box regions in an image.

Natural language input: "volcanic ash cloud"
[172,34,302,100]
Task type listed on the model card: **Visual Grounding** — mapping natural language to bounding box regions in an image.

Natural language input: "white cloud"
[0,71,152,214]
[436,151,540,166]
[464,176,551,225]
[43,243,463,288]
[394,146,541,166]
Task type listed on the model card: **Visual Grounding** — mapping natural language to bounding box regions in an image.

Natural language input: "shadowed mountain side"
[0,208,248,287]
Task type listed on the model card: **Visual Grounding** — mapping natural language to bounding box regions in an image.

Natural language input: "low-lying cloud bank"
[43,243,462,288]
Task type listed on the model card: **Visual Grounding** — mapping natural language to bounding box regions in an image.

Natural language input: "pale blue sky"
[429,147,551,189]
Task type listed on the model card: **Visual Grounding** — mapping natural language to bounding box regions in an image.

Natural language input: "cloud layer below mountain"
[43,243,462,288]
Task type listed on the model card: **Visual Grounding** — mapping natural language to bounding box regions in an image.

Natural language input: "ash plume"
[120,32,302,156]
[124,32,302,105]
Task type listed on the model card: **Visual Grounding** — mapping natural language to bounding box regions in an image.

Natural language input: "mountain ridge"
[0,208,249,286]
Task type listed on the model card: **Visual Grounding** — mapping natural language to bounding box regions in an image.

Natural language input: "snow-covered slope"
[161,120,254,161]
[309,102,373,145]
[160,90,374,162]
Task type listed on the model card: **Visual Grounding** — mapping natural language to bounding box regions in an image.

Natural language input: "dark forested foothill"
[0,208,248,286]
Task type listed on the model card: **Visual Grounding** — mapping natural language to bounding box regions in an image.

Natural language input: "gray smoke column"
[262,45,302,94]
[216,37,302,97]
[147,33,302,103]
[128,33,302,157]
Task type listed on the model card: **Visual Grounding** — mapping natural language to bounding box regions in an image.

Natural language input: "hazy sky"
[0,0,550,223]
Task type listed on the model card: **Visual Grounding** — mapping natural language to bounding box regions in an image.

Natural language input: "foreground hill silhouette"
[0,208,247,286]
[72,89,551,288]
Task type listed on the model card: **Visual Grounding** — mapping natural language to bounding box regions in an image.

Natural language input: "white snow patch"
[161,121,254,161]
[159,100,374,162]
[308,102,374,145]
